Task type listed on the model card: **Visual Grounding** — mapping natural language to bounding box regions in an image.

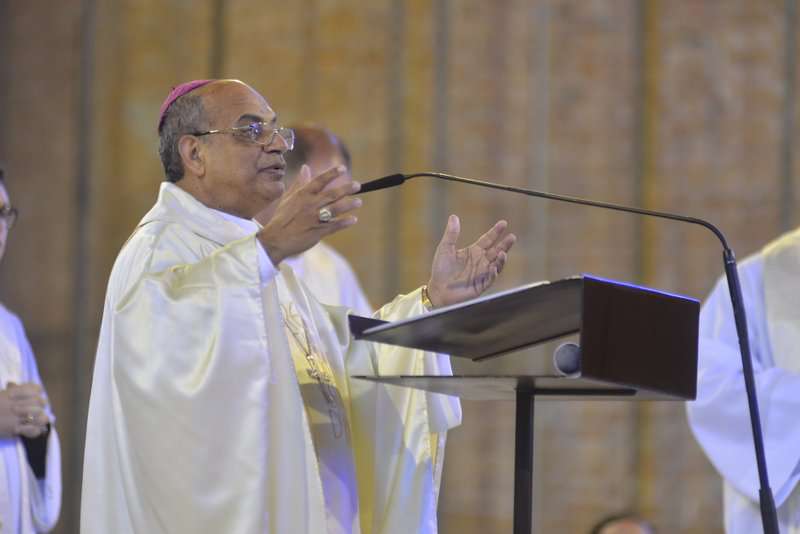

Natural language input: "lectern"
[349,274,699,534]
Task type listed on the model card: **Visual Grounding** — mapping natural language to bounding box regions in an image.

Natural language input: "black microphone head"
[358,173,406,194]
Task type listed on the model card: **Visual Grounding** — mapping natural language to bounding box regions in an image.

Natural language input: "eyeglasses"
[0,206,17,229]
[192,123,294,150]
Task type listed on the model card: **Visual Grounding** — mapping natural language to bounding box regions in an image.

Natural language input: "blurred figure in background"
[0,167,61,533]
[283,124,371,315]
[589,513,655,534]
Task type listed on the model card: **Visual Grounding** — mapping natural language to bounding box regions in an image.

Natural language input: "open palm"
[427,215,516,308]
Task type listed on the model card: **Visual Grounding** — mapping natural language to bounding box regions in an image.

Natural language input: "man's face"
[0,184,10,263]
[194,81,290,219]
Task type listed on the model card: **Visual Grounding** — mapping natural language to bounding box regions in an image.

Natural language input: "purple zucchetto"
[157,79,216,132]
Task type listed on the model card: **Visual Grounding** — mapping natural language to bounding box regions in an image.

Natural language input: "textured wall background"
[1,1,798,532]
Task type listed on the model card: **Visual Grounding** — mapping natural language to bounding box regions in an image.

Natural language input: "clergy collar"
[211,206,262,235]
[137,183,260,246]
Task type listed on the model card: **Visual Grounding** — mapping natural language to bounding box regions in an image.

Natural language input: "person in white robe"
[687,229,800,533]
[0,170,61,533]
[282,124,372,316]
[81,79,516,534]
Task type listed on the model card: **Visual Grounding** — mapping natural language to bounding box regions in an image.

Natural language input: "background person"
[283,124,371,315]
[589,513,656,534]
[687,229,800,533]
[0,167,61,533]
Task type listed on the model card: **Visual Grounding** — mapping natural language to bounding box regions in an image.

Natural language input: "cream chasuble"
[761,229,800,532]
[81,183,461,534]
[764,228,800,374]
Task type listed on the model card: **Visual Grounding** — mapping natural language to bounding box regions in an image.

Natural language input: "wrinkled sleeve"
[372,288,462,434]
[686,258,800,505]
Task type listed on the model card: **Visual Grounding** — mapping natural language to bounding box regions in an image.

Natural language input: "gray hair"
[158,94,209,183]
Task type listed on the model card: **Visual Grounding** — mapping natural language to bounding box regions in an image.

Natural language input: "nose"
[267,131,291,154]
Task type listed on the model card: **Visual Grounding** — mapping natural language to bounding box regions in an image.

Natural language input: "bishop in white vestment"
[81,79,515,534]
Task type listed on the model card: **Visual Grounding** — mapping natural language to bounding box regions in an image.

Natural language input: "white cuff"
[254,238,279,287]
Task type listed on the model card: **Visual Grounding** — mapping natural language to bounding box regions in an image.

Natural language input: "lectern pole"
[513,390,535,534]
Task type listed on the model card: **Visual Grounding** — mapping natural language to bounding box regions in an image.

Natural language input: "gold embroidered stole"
[281,301,359,534]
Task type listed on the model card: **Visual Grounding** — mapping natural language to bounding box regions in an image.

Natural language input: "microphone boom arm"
[406,172,731,248]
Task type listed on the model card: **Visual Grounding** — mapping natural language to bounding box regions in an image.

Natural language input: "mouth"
[258,162,286,179]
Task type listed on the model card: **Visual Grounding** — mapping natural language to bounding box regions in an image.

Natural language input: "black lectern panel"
[580,276,699,399]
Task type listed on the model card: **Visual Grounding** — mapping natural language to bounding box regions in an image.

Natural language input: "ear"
[177,135,206,177]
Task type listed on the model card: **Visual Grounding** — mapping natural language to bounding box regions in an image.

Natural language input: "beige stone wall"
[2,1,797,532]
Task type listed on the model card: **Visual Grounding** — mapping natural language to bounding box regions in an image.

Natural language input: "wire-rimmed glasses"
[0,206,18,229]
[193,122,294,150]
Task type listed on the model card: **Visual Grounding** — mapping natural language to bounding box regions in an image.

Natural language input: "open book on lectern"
[348,274,699,402]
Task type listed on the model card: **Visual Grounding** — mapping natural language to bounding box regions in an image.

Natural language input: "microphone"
[359,171,780,534]
[357,173,406,194]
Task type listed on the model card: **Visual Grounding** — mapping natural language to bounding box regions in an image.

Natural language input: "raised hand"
[255,164,362,265]
[426,215,516,308]
[0,382,50,439]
